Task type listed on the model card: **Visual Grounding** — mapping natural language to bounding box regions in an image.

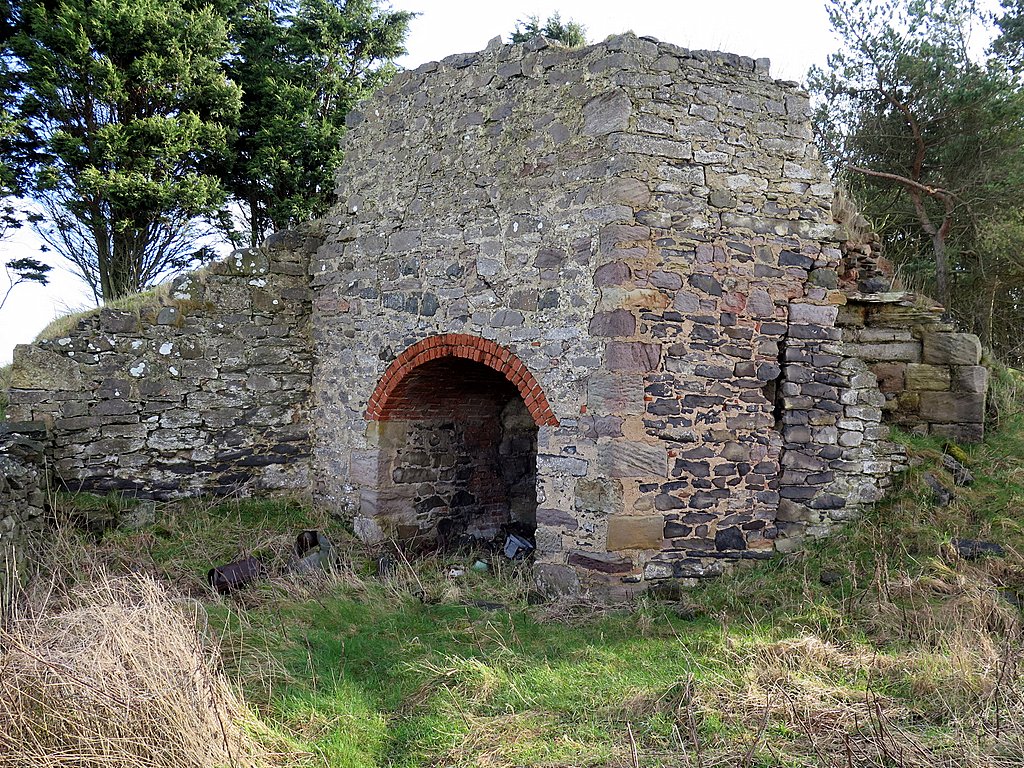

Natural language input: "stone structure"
[839,293,987,443]
[0,422,49,614]
[6,225,319,498]
[1,34,988,594]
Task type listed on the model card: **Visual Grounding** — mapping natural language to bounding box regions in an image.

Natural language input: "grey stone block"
[922,332,982,365]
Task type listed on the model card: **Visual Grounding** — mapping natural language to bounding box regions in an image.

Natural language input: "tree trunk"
[932,231,950,309]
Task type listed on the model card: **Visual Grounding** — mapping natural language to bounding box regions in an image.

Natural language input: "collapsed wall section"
[5,226,320,499]
[840,293,987,443]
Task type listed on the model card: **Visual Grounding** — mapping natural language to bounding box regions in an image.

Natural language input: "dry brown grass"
[0,571,296,768]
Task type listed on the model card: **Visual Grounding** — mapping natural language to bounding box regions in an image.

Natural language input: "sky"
[0,0,846,364]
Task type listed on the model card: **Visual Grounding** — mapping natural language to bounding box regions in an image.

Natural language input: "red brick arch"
[365,333,558,427]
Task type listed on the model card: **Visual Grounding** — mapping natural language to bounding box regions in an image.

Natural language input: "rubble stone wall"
[4,225,321,499]
[0,422,50,614]
[838,292,987,443]
[310,33,900,591]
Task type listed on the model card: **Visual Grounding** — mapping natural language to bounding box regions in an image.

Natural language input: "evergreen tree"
[6,0,241,301]
[509,13,586,48]
[994,0,1024,72]
[223,0,413,247]
[809,0,1024,320]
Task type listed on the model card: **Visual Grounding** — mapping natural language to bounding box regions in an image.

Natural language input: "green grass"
[34,413,1024,767]
[32,284,170,342]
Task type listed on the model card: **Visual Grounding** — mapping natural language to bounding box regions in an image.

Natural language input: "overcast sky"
[0,0,849,364]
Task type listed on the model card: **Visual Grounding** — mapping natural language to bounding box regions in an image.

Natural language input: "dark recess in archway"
[374,356,538,547]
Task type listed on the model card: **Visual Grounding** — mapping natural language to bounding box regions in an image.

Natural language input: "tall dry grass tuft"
[0,571,277,768]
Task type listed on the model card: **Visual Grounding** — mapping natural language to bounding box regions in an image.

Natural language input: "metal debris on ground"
[503,533,534,560]
[289,529,334,574]
[208,557,268,594]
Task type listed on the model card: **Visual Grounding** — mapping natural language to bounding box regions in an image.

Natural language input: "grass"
[0,572,275,768]
[32,284,171,342]
[8,407,1024,767]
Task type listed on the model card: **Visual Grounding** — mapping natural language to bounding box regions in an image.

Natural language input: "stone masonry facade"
[310,33,920,591]
[5,225,320,499]
[1,34,987,595]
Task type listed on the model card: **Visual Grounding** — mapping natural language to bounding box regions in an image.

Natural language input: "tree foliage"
[509,13,587,48]
[809,0,1024,359]
[223,0,413,247]
[5,0,241,301]
[1,256,50,312]
[994,0,1024,72]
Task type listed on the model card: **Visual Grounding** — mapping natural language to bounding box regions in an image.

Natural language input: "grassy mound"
[8,411,1024,766]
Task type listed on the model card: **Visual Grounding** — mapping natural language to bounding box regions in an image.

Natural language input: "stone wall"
[839,292,987,443]
[0,34,986,595]
[0,421,50,615]
[5,225,321,499]
[310,33,898,591]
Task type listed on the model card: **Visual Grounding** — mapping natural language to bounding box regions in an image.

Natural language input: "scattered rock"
[951,538,1005,560]
[819,569,842,586]
[121,500,156,530]
[941,453,974,486]
[923,472,954,506]
[999,588,1022,608]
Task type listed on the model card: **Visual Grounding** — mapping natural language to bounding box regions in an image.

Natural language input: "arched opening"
[366,335,554,548]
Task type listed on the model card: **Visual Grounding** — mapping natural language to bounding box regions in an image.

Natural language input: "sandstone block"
[606,341,661,372]
[599,178,650,207]
[789,302,838,325]
[574,477,623,514]
[537,507,579,530]
[567,551,633,574]
[586,373,645,415]
[606,515,665,551]
[10,346,85,391]
[922,332,981,365]
[583,89,632,136]
[844,341,921,363]
[870,362,905,393]
[952,365,988,394]
[598,441,668,478]
[905,363,951,391]
[536,564,581,596]
[918,392,985,424]
[589,309,637,337]
[929,422,984,443]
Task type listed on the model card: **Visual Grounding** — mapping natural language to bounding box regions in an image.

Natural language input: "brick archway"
[365,333,558,427]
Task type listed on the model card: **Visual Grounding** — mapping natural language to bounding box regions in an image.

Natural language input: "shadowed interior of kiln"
[375,356,538,544]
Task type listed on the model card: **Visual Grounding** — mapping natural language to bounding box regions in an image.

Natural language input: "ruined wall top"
[325,32,837,260]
